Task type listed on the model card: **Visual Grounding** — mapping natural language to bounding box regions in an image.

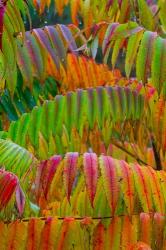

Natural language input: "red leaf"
[44,155,62,199]
[0,176,17,209]
[93,222,105,250]
[35,155,62,201]
[0,170,19,210]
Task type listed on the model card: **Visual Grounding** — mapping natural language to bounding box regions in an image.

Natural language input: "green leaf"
[151,37,166,95]
[125,30,144,78]
[136,31,157,83]
[137,0,155,30]
[0,139,36,178]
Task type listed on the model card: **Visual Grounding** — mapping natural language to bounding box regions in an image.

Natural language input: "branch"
[151,135,162,171]
[112,140,148,166]
[4,211,165,224]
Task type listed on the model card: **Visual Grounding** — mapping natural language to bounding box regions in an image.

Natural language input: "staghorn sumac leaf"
[115,86,127,120]
[64,92,77,134]
[44,155,62,199]
[0,174,17,209]
[96,87,110,128]
[63,152,78,202]
[125,30,144,78]
[0,170,24,211]
[57,24,78,54]
[54,95,65,135]
[146,167,165,213]
[78,56,90,88]
[76,89,88,136]
[28,106,42,148]
[132,164,153,212]
[25,32,45,81]
[106,86,120,121]
[56,217,75,250]
[140,213,151,245]
[100,156,119,214]
[159,0,166,31]
[45,26,67,67]
[15,183,25,216]
[6,220,27,250]
[105,216,122,249]
[157,170,166,207]
[136,31,157,84]
[70,0,80,25]
[102,22,119,58]
[93,222,105,250]
[121,216,137,249]
[118,0,131,23]
[83,153,98,207]
[33,28,60,70]
[151,37,166,95]
[35,155,62,201]
[17,39,33,89]
[86,88,98,129]
[119,160,134,215]
[26,218,44,250]
[152,213,165,250]
[137,0,155,30]
[0,139,35,177]
[39,217,59,250]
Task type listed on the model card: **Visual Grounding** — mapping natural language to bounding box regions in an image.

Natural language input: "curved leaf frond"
[1,0,28,94]
[15,24,121,93]
[17,39,121,92]
[34,155,166,217]
[16,24,80,91]
[94,22,166,95]
[31,0,165,33]
[0,214,161,249]
[7,86,145,157]
[0,139,36,178]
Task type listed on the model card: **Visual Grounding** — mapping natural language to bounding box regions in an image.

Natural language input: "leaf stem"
[112,140,148,166]
[151,135,162,171]
[3,211,165,224]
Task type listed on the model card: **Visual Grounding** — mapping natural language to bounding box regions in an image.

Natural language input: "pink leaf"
[63,152,78,202]
[15,183,25,215]
[83,153,98,207]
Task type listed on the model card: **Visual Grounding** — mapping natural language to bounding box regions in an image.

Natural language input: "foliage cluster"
[0,0,166,249]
